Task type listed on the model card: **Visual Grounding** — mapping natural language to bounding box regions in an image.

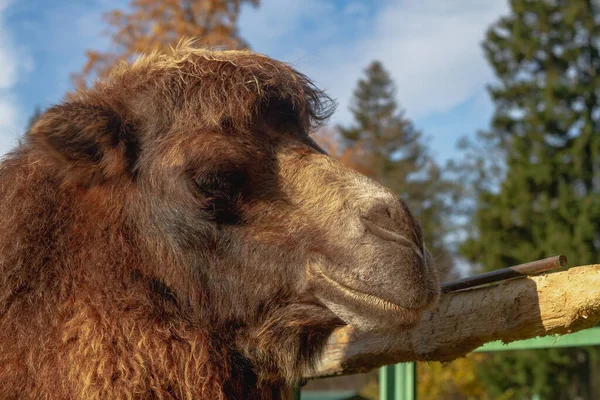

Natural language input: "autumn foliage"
[312,128,374,177]
[72,0,259,88]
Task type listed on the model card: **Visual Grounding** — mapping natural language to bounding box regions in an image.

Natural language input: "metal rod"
[441,255,567,293]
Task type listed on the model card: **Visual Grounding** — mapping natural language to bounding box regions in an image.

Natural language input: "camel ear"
[29,101,139,184]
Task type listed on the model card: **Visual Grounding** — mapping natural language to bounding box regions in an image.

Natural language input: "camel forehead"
[110,41,293,82]
[94,40,335,141]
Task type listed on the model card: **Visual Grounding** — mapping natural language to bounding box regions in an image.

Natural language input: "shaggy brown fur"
[0,42,439,399]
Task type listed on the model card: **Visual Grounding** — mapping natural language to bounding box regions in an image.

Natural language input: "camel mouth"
[307,261,424,327]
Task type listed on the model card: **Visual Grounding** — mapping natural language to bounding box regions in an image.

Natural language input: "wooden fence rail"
[306,264,600,378]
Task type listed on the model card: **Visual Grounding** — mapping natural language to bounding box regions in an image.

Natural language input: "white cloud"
[36,0,126,103]
[0,0,31,154]
[239,0,335,54]
[356,0,508,119]
[241,0,509,126]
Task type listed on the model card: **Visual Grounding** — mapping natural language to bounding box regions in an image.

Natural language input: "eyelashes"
[194,169,246,198]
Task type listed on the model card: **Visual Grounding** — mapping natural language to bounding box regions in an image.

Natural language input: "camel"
[0,43,440,399]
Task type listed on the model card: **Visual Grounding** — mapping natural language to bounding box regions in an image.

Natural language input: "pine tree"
[339,61,427,188]
[339,61,455,279]
[461,0,600,270]
[460,0,600,398]
[72,0,259,88]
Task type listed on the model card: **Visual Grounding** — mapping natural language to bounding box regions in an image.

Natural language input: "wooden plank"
[306,264,600,378]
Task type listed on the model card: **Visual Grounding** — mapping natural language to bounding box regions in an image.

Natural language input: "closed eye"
[193,169,246,194]
[191,168,247,225]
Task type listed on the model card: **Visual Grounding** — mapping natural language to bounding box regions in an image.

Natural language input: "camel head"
[27,44,440,384]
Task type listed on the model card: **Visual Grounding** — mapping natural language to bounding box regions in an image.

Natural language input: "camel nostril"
[362,203,397,233]
[362,202,425,259]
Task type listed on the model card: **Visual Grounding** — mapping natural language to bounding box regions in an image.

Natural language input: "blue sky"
[0,0,508,162]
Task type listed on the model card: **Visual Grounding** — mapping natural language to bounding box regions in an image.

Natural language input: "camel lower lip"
[310,263,421,316]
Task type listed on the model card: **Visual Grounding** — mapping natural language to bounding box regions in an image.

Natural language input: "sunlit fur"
[0,41,439,399]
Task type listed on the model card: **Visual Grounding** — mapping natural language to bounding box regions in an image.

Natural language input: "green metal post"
[380,365,395,400]
[379,363,416,400]
[403,362,416,400]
